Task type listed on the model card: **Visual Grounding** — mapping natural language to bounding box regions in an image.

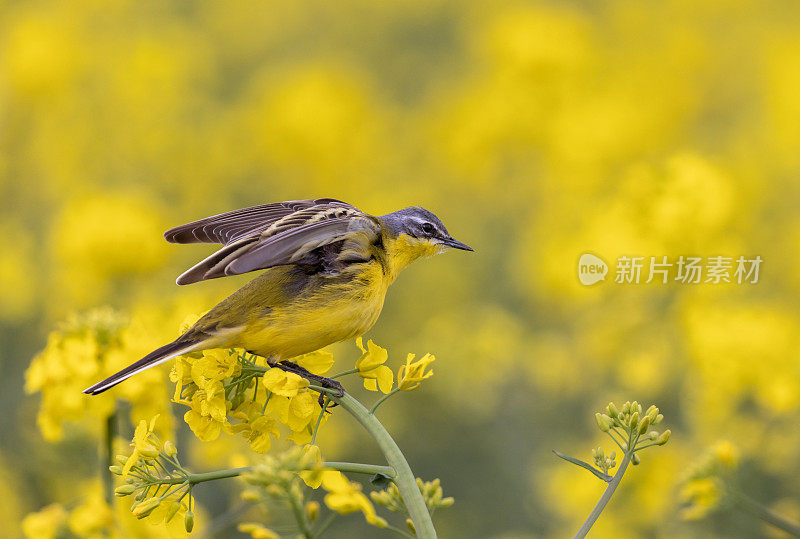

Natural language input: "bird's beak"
[440,236,474,251]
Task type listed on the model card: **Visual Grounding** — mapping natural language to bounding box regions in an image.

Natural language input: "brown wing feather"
[164,198,354,244]
[171,200,380,285]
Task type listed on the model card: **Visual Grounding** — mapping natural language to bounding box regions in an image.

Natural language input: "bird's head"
[380,207,472,274]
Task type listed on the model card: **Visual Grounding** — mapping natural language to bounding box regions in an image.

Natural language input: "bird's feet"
[275,361,344,408]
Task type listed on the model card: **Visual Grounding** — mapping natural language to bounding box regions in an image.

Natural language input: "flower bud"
[108,465,123,475]
[656,430,671,445]
[133,498,160,519]
[139,444,160,459]
[306,501,320,521]
[609,451,616,461]
[406,518,416,535]
[114,484,136,497]
[629,412,639,429]
[632,453,640,465]
[607,402,619,418]
[441,497,454,507]
[164,441,178,458]
[649,431,658,440]
[654,413,663,424]
[596,413,612,432]
[185,510,194,533]
[646,405,658,420]
[116,455,129,465]
[622,401,631,413]
[638,416,650,435]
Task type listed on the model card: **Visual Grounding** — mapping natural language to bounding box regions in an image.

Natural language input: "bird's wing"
[171,200,381,285]
[164,198,356,245]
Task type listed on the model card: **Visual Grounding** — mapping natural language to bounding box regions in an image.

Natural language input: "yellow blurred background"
[4,0,800,537]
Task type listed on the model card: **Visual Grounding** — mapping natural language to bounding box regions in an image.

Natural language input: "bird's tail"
[83,338,203,395]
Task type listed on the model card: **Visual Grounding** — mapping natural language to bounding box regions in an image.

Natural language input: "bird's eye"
[421,222,435,235]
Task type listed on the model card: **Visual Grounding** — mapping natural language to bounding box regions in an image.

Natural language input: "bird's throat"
[383,233,443,282]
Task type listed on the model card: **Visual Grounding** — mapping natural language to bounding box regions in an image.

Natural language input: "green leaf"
[552,450,613,482]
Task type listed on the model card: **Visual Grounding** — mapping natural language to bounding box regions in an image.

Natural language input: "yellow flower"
[397,353,435,391]
[299,444,324,488]
[184,409,222,441]
[296,349,335,375]
[238,523,279,539]
[262,368,310,397]
[713,440,739,469]
[123,415,160,477]
[284,392,318,432]
[247,415,281,453]
[355,337,393,393]
[679,478,723,521]
[193,348,240,381]
[170,357,193,403]
[22,504,68,539]
[191,378,228,423]
[321,470,387,528]
[68,490,113,536]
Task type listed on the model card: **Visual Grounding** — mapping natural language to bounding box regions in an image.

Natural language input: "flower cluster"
[111,416,194,534]
[240,445,388,534]
[595,401,670,465]
[355,337,437,394]
[22,483,119,539]
[678,441,739,521]
[371,477,454,515]
[24,307,171,441]
[171,342,333,451]
[171,324,437,450]
[591,446,616,475]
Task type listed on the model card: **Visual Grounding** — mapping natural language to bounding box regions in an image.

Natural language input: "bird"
[83,198,472,396]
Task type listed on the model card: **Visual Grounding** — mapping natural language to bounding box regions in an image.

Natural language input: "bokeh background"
[3,0,800,537]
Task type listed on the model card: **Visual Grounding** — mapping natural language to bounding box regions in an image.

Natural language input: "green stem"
[574,451,632,538]
[607,428,627,449]
[311,397,330,446]
[103,411,116,505]
[188,467,249,484]
[733,491,800,537]
[370,388,401,414]
[323,462,396,478]
[633,442,660,451]
[334,392,436,538]
[331,368,359,379]
[313,513,337,536]
[287,489,313,539]
[185,461,395,485]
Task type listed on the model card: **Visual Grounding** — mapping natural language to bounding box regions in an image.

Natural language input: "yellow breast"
[240,261,389,359]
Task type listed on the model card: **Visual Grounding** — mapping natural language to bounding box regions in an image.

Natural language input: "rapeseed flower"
[397,353,435,391]
[355,337,393,393]
[321,470,387,528]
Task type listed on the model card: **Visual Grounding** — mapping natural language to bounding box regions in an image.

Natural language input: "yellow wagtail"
[84,198,472,397]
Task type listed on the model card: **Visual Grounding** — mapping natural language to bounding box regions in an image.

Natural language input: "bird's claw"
[317,380,343,409]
